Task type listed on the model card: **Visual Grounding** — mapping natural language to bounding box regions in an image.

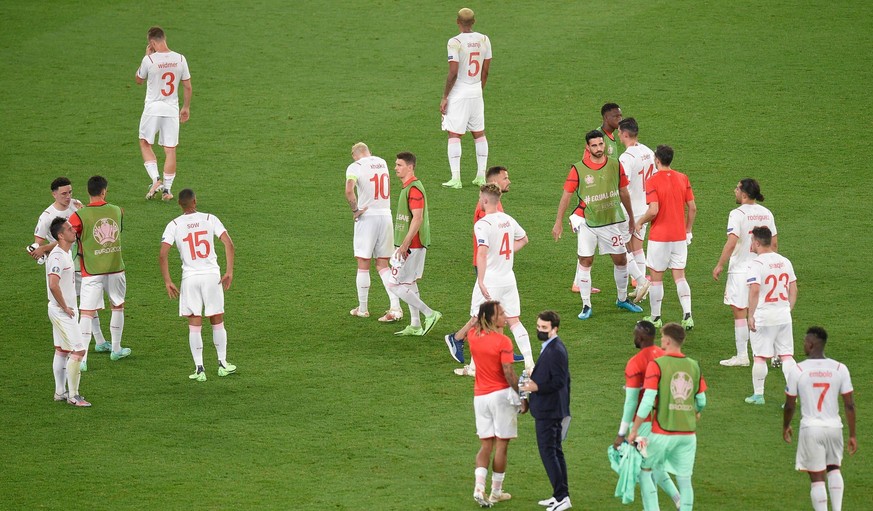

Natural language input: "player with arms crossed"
[136,26,192,201]
[45,218,91,407]
[712,179,777,367]
[784,326,857,511]
[628,323,707,511]
[70,176,132,362]
[613,320,681,510]
[553,130,642,320]
[440,7,492,189]
[160,189,236,381]
[617,117,657,302]
[344,142,402,321]
[636,145,697,330]
[743,226,797,405]
[30,178,110,368]
[468,301,524,507]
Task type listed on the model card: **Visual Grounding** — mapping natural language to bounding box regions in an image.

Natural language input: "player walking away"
[344,142,402,321]
[445,167,524,374]
[160,189,236,381]
[468,301,524,507]
[784,327,857,511]
[70,176,132,362]
[616,118,656,302]
[136,26,192,201]
[636,145,697,330]
[45,218,90,407]
[440,7,492,190]
[744,226,797,405]
[388,152,442,336]
[30,178,110,370]
[628,323,707,511]
[613,321,681,510]
[712,179,777,368]
[553,130,643,320]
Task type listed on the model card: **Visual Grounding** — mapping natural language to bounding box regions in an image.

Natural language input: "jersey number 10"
[369,173,390,200]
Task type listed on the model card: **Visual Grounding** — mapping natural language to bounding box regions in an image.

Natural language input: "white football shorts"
[474,387,518,440]
[48,305,85,352]
[750,322,794,358]
[353,214,393,259]
[577,221,625,257]
[470,282,521,318]
[620,215,647,242]
[646,240,688,272]
[79,272,126,310]
[180,273,225,317]
[796,426,844,472]
[724,272,750,308]
[139,113,180,147]
[441,96,485,134]
[390,248,426,285]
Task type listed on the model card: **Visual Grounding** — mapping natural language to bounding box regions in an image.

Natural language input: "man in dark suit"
[522,310,572,511]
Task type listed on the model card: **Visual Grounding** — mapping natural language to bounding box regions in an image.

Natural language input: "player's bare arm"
[31,238,57,259]
[788,281,798,310]
[159,243,180,299]
[180,79,192,123]
[480,58,491,90]
[747,284,760,332]
[513,236,528,253]
[440,61,459,114]
[782,394,797,443]
[636,202,659,232]
[397,207,423,257]
[552,190,573,241]
[48,274,74,318]
[619,186,636,234]
[843,392,857,454]
[502,362,518,393]
[713,234,739,280]
[219,232,234,291]
[476,245,490,299]
[685,199,698,234]
[345,179,367,220]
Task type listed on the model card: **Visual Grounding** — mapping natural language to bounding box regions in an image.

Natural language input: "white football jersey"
[727,203,777,273]
[346,156,391,217]
[447,32,492,99]
[161,212,227,278]
[34,203,78,242]
[747,251,796,326]
[46,246,76,308]
[137,51,191,117]
[619,143,657,218]
[474,212,526,287]
[786,358,853,429]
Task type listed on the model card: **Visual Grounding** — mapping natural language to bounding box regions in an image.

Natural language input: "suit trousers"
[535,417,569,500]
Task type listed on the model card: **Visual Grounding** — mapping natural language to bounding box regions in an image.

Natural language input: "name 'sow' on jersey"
[346,156,392,217]
[474,212,525,287]
[747,252,796,326]
[137,51,191,117]
[162,212,227,278]
[727,204,777,273]
[447,32,492,99]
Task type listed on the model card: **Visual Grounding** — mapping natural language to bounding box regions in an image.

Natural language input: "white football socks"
[827,470,844,511]
[53,351,68,395]
[163,173,176,194]
[577,263,592,306]
[66,355,82,397]
[752,358,768,395]
[633,249,647,277]
[356,269,370,313]
[676,278,692,315]
[734,318,749,358]
[79,315,93,363]
[614,264,629,302]
[474,136,488,177]
[810,481,828,511]
[649,282,664,317]
[448,138,461,180]
[189,325,204,366]
[378,268,401,311]
[144,160,159,183]
[490,471,504,494]
[212,322,228,365]
[510,322,533,368]
[110,309,124,352]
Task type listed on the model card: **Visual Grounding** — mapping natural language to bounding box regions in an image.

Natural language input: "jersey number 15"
[183,230,211,259]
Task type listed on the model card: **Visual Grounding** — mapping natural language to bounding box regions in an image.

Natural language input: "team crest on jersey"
[607,146,615,156]
[51,266,60,274]
[670,371,693,402]
[93,218,120,246]
[584,174,595,186]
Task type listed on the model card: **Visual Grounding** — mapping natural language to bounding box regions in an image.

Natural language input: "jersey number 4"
[161,72,176,96]
[763,273,790,303]
[183,230,211,259]
[369,173,390,199]
[499,232,511,260]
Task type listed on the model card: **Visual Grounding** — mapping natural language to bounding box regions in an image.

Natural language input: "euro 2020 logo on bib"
[93,218,119,246]
[670,371,693,403]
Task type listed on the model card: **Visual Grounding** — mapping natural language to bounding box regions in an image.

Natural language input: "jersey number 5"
[182,230,211,259]
[369,173,390,200]
[161,72,176,97]
[813,382,830,412]
[468,52,481,77]
[763,273,790,303]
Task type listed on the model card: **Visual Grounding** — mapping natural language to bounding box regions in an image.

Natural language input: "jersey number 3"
[161,72,176,97]
[183,230,210,259]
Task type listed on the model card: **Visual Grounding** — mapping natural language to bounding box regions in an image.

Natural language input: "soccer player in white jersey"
[30,178,110,369]
[712,179,777,367]
[470,183,533,371]
[45,218,90,406]
[136,26,192,201]
[784,326,857,511]
[744,226,796,405]
[617,117,656,303]
[159,189,236,381]
[440,7,492,189]
[344,142,402,322]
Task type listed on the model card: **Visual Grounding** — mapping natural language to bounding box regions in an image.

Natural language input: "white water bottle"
[27,243,46,265]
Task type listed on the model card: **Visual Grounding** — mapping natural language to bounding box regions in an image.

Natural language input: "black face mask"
[537,331,550,341]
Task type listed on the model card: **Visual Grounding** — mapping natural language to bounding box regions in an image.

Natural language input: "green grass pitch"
[1,1,870,509]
